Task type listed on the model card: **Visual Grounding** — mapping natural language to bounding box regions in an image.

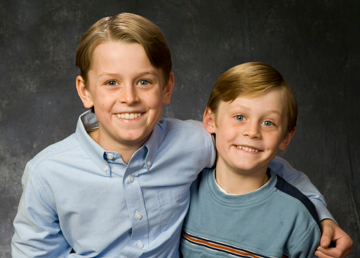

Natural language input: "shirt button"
[137,240,144,248]
[135,211,142,220]
[106,153,114,160]
[146,161,151,166]
[129,176,134,183]
[104,165,109,172]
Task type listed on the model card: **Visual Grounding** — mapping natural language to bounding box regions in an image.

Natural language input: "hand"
[315,219,353,258]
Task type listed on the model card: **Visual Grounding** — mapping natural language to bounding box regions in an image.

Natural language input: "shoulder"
[158,118,206,132]
[275,178,322,256]
[26,133,80,172]
[266,174,321,255]
[20,134,81,202]
[273,174,321,228]
[157,118,212,146]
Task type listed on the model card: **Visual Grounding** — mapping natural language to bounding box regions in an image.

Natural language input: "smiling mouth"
[236,145,260,152]
[116,113,142,120]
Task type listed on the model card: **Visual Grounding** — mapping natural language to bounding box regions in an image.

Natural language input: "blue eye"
[235,115,245,121]
[106,80,118,86]
[138,80,149,86]
[263,121,274,127]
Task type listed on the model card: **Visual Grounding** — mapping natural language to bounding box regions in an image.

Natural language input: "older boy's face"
[205,88,293,176]
[78,41,173,154]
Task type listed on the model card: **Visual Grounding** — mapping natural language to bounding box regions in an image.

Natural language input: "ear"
[162,72,175,105]
[76,75,94,109]
[279,127,296,151]
[202,107,216,134]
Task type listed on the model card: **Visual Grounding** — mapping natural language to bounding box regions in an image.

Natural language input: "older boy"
[12,13,351,258]
[180,62,334,257]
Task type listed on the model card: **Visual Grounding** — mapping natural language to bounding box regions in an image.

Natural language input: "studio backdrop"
[1,0,359,256]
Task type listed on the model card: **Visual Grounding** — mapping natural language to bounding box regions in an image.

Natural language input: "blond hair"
[76,13,172,86]
[207,62,298,133]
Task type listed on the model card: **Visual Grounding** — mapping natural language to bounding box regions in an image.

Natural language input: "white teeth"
[237,146,259,152]
[116,113,141,120]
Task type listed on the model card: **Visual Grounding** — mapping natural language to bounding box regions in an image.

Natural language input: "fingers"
[315,245,352,258]
[315,246,342,258]
[317,219,353,258]
[320,220,335,248]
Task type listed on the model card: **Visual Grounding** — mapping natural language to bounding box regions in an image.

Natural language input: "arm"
[11,163,71,257]
[269,156,353,258]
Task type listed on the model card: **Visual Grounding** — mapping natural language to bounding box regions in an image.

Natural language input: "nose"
[119,84,139,105]
[242,121,261,139]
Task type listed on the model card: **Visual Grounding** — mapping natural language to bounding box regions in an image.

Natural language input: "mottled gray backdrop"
[1,0,359,257]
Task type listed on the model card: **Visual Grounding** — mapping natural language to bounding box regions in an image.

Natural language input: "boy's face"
[203,88,294,175]
[77,41,174,153]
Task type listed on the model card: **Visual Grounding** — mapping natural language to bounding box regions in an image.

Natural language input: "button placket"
[123,148,149,250]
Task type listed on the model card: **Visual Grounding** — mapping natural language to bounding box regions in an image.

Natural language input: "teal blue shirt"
[181,168,321,258]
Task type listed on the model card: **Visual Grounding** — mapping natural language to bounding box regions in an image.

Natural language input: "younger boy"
[11,13,350,258]
[181,62,321,257]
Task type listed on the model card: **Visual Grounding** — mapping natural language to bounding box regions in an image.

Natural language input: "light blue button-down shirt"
[12,111,331,257]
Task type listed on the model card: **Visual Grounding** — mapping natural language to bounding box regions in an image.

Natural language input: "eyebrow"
[97,69,159,80]
[263,110,282,115]
[230,105,282,116]
[136,70,159,77]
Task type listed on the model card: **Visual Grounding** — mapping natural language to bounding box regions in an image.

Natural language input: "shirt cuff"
[312,199,336,223]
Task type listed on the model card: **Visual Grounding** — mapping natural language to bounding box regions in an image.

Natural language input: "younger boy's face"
[77,41,174,154]
[204,88,294,176]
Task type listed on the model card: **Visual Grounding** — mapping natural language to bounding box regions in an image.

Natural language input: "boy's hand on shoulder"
[315,219,353,258]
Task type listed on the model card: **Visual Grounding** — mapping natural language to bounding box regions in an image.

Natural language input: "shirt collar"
[209,168,276,203]
[76,110,110,175]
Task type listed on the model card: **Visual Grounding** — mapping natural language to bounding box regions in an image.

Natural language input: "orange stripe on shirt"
[182,231,275,258]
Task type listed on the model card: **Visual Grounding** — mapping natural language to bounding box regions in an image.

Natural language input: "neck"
[215,163,270,195]
[89,129,144,164]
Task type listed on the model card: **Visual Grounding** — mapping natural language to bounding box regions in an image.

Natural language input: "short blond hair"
[207,62,298,133]
[76,13,172,86]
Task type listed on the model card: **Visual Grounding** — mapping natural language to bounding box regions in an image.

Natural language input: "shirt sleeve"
[11,162,71,257]
[207,134,216,168]
[188,119,216,169]
[269,156,335,221]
